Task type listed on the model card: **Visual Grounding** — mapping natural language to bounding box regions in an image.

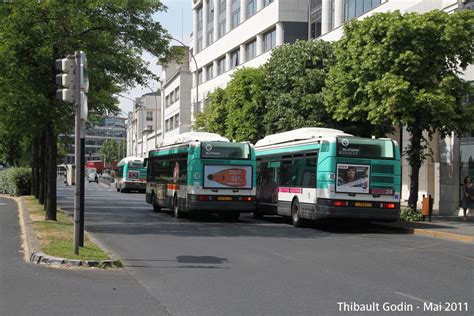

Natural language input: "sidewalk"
[375,216,474,244]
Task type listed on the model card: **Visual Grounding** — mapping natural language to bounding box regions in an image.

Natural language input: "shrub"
[0,167,31,196]
[400,207,422,222]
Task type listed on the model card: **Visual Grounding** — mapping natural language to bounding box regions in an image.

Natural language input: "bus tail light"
[239,196,253,202]
[198,195,212,201]
[332,200,349,207]
[382,203,396,209]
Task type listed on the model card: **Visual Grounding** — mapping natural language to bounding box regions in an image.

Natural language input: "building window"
[310,0,322,38]
[465,0,474,10]
[344,0,381,22]
[206,63,214,81]
[207,0,214,45]
[175,87,180,101]
[246,39,256,61]
[263,28,276,52]
[174,114,180,128]
[230,49,240,69]
[218,0,226,38]
[170,91,174,104]
[247,0,256,18]
[231,0,240,29]
[165,96,170,108]
[264,0,273,6]
[146,111,153,121]
[196,5,203,52]
[198,69,203,85]
[217,57,226,75]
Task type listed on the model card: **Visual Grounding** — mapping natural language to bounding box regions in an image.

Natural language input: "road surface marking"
[394,292,445,311]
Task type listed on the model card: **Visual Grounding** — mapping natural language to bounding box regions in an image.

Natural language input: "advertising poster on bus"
[204,165,252,189]
[336,164,370,194]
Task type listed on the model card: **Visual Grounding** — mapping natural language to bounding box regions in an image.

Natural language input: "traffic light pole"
[73,51,82,255]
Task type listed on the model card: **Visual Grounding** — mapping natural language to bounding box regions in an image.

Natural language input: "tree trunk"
[38,129,45,205]
[407,128,423,209]
[45,123,57,221]
[44,127,49,212]
[31,138,37,198]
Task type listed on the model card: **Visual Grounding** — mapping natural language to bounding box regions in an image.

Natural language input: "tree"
[194,88,228,136]
[0,1,172,219]
[99,139,119,166]
[324,10,474,208]
[263,40,341,135]
[194,68,266,143]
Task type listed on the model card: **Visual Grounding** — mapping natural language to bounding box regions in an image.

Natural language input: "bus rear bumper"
[316,205,400,221]
[186,200,256,213]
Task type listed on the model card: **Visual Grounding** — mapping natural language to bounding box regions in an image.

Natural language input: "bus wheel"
[292,199,304,228]
[152,194,161,212]
[173,195,183,218]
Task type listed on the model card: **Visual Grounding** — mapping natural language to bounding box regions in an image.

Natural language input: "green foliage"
[0,0,172,164]
[195,68,266,143]
[325,9,474,139]
[324,10,474,206]
[99,139,119,165]
[399,207,422,222]
[0,167,32,196]
[194,88,229,137]
[263,40,339,134]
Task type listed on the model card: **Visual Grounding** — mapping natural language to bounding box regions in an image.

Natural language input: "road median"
[18,195,122,268]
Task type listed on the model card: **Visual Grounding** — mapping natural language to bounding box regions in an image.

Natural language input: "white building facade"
[190,0,309,117]
[161,48,193,140]
[126,92,161,158]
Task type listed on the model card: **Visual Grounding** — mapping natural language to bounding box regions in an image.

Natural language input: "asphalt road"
[0,196,169,316]
[52,180,474,316]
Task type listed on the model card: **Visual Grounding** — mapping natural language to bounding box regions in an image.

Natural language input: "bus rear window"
[336,137,394,159]
[201,142,250,160]
[128,161,144,168]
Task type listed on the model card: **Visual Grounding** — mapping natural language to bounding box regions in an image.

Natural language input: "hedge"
[0,167,31,196]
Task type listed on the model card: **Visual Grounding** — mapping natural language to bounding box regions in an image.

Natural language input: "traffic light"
[55,56,76,103]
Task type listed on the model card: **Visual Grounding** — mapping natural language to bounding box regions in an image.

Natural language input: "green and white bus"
[255,128,401,227]
[145,132,256,219]
[115,156,147,193]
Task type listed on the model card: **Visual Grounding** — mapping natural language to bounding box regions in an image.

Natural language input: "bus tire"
[152,194,161,212]
[173,195,183,218]
[291,198,305,228]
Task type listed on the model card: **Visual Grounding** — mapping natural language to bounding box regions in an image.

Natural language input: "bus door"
[257,159,280,213]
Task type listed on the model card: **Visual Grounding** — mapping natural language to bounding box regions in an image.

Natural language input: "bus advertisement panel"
[204,165,253,189]
[336,164,370,194]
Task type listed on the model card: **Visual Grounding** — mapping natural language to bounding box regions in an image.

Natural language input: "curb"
[373,222,474,244]
[17,196,122,268]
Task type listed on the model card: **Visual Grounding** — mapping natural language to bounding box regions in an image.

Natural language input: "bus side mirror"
[143,158,148,167]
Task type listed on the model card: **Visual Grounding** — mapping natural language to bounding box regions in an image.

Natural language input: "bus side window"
[302,156,317,188]
[279,160,292,185]
[258,161,269,185]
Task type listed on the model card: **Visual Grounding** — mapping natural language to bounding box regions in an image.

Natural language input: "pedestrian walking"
[462,176,474,220]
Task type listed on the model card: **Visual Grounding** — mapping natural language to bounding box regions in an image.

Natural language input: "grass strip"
[24,196,110,261]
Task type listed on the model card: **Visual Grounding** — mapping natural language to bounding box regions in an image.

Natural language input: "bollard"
[421,195,429,222]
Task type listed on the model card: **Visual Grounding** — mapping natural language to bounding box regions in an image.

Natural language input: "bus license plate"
[218,196,233,201]
[355,202,372,207]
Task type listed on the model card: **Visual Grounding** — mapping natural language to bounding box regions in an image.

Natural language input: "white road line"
[394,292,445,311]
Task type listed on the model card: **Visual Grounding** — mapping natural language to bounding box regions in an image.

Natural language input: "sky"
[117,0,192,115]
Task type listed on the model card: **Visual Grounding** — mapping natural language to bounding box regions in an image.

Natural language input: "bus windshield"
[128,160,144,168]
[201,142,250,160]
[336,137,394,159]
